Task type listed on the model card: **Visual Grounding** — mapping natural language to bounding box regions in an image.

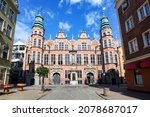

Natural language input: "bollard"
[103,88,109,96]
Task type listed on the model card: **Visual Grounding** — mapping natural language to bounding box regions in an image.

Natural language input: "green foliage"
[36,66,49,77]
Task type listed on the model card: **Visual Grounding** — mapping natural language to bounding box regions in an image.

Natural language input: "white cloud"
[66,8,72,14]
[22,8,36,22]
[14,21,31,42]
[69,0,82,5]
[86,0,103,7]
[59,22,72,32]
[58,0,64,7]
[47,11,54,19]
[85,11,100,27]
[94,32,100,40]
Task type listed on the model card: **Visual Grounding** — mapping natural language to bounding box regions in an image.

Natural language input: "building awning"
[140,60,150,68]
[125,63,137,70]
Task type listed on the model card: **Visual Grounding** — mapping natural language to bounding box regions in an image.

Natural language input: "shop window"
[134,69,143,85]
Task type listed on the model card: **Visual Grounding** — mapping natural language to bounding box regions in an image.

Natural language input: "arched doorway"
[107,69,118,85]
[87,73,94,84]
[53,73,60,85]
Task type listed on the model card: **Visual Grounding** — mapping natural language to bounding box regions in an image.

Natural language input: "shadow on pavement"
[89,84,150,100]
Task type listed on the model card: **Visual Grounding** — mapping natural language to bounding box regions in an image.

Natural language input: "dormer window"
[122,0,129,12]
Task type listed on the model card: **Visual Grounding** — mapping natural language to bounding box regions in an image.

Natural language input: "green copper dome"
[100,17,111,31]
[32,13,44,29]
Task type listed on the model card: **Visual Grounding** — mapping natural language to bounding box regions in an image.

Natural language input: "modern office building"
[0,0,19,85]
[115,0,150,92]
[24,13,123,85]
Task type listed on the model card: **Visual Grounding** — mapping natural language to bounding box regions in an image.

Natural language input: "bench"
[17,83,26,91]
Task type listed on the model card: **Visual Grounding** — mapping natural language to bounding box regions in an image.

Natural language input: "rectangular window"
[59,42,64,50]
[32,51,36,62]
[33,39,36,46]
[65,70,70,78]
[6,25,12,38]
[104,40,107,48]
[109,40,112,47]
[97,55,102,65]
[122,0,129,11]
[110,52,113,63]
[82,43,86,50]
[84,54,88,65]
[65,45,68,50]
[88,45,91,50]
[105,52,109,64]
[8,8,15,22]
[38,40,41,48]
[51,54,55,65]
[138,1,150,21]
[128,38,139,53]
[65,54,70,65]
[91,54,95,65]
[2,45,9,59]
[0,17,3,31]
[76,54,81,65]
[134,69,143,85]
[55,45,58,50]
[125,17,134,32]
[0,0,7,12]
[143,29,150,47]
[77,70,82,78]
[44,54,48,65]
[78,45,81,50]
[37,52,40,63]
[58,54,63,65]
[65,80,70,84]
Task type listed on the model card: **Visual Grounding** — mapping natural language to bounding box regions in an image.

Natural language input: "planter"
[17,83,26,91]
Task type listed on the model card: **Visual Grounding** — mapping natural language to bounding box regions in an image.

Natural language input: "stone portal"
[70,71,78,85]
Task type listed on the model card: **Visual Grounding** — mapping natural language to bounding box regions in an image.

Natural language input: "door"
[53,73,60,85]
[87,73,94,84]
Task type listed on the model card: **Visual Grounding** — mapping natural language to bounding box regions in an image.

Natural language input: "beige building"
[24,13,124,85]
[0,0,19,85]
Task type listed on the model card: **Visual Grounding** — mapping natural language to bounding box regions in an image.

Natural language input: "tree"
[36,65,49,91]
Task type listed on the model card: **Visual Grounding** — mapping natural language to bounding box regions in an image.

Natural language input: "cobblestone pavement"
[0,85,150,100]
[40,85,104,100]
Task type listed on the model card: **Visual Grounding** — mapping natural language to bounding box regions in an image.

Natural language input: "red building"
[115,0,150,92]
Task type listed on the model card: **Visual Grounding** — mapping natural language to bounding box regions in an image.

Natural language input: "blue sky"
[14,0,120,43]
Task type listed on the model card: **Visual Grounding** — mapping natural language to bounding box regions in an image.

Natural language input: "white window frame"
[142,29,150,47]
[137,1,150,21]
[125,16,134,32]
[128,38,139,54]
